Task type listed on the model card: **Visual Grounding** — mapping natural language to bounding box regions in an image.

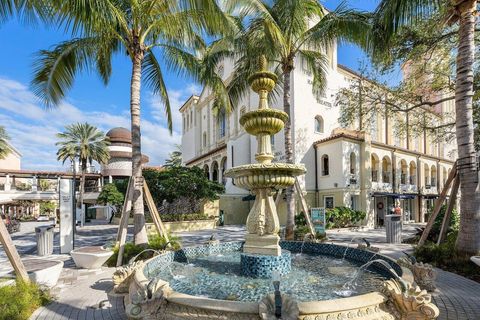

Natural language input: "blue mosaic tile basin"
[143,241,401,303]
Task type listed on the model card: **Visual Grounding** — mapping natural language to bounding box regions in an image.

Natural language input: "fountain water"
[225,56,305,278]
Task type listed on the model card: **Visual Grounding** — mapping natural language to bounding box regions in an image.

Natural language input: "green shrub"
[107,233,181,267]
[414,231,479,282]
[325,207,366,229]
[0,280,52,320]
[428,205,459,242]
[160,213,211,222]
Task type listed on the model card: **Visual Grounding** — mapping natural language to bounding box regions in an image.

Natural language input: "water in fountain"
[334,259,400,297]
[341,237,362,261]
[150,251,385,302]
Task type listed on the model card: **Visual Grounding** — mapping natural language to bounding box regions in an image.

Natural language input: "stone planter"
[21,259,63,287]
[71,246,113,269]
[471,256,480,267]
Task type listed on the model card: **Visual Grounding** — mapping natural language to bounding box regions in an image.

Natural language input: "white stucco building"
[180,44,456,227]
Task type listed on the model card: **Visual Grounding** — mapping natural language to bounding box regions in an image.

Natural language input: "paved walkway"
[2,221,478,319]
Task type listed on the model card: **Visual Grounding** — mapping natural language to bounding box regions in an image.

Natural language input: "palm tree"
[372,0,479,256]
[0,126,10,160]
[226,0,371,239]
[0,0,52,24]
[31,0,234,245]
[56,123,110,225]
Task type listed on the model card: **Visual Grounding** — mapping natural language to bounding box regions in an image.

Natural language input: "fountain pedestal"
[225,56,305,278]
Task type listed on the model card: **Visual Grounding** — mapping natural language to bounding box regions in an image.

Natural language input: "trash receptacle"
[35,225,54,256]
[385,214,402,243]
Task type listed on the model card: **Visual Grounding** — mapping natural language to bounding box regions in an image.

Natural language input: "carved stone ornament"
[259,293,299,320]
[112,260,145,293]
[412,263,436,292]
[125,277,171,320]
[383,279,440,320]
[395,259,437,292]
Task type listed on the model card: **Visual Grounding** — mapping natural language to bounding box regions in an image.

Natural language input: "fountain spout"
[273,280,282,318]
[128,249,162,265]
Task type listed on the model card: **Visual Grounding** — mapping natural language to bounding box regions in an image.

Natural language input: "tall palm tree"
[372,0,479,256]
[56,123,110,224]
[226,0,371,239]
[0,0,52,24]
[0,126,11,160]
[31,0,234,245]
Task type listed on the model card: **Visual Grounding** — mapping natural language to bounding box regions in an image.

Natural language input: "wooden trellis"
[0,215,29,281]
[116,176,169,267]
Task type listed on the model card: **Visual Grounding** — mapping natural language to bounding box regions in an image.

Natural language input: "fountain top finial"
[248,55,277,93]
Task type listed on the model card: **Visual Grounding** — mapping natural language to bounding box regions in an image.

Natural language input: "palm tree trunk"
[283,66,295,240]
[454,0,480,256]
[130,46,148,246]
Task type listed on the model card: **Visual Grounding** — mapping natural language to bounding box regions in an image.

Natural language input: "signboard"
[311,207,326,235]
[59,179,73,253]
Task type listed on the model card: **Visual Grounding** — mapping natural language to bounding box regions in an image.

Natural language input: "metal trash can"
[385,214,402,243]
[35,225,54,256]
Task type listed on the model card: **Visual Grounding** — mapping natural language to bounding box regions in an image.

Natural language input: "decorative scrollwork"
[383,279,439,319]
[112,260,145,293]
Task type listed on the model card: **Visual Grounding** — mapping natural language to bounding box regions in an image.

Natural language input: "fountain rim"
[131,240,413,314]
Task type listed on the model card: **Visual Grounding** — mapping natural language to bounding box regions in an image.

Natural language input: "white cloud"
[0,77,197,170]
[148,83,200,134]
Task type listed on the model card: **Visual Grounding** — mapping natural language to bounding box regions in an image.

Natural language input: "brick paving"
[1,221,478,319]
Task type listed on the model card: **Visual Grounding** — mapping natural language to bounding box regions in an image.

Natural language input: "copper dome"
[106,127,131,144]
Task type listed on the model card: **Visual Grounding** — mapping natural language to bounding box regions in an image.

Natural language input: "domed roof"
[106,127,131,144]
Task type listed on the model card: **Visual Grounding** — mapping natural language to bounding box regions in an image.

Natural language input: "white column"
[59,179,74,253]
[5,174,10,191]
[32,175,38,191]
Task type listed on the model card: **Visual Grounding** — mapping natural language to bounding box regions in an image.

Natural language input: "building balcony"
[348,174,358,186]
[422,185,438,195]
[372,181,393,192]
[399,184,418,193]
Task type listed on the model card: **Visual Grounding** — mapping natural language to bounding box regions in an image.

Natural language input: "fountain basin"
[225,163,306,190]
[123,241,424,320]
[240,109,288,136]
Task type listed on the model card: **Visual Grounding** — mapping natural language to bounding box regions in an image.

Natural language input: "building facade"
[180,45,456,227]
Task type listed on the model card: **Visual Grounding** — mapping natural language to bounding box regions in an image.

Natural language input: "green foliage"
[39,201,56,215]
[56,122,110,169]
[428,205,459,241]
[143,166,224,208]
[164,146,182,168]
[15,183,31,191]
[97,183,124,210]
[414,231,480,282]
[326,207,366,229]
[0,280,52,320]
[160,213,211,222]
[38,180,51,191]
[0,126,10,160]
[107,234,181,267]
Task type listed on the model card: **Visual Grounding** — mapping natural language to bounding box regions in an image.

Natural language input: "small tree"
[143,166,224,214]
[39,201,56,215]
[0,126,10,160]
[97,183,124,214]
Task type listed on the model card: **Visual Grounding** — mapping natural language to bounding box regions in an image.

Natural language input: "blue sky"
[0,0,389,170]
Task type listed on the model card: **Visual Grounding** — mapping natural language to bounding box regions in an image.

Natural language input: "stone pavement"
[1,221,478,319]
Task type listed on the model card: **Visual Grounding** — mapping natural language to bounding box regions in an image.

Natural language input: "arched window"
[371,154,379,182]
[349,152,356,174]
[218,111,226,138]
[322,155,329,176]
[314,116,324,133]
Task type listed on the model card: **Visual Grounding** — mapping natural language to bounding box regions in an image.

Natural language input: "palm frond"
[143,50,173,132]
[298,49,328,99]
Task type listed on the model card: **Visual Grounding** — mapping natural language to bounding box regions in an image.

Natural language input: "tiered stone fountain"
[225,56,305,278]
